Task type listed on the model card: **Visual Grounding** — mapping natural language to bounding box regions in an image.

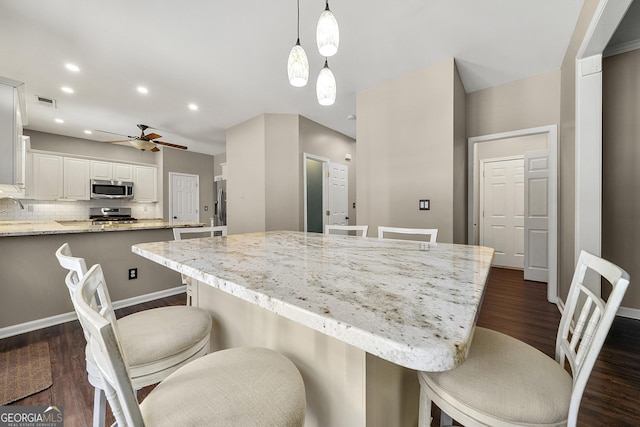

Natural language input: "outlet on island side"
[129,268,138,280]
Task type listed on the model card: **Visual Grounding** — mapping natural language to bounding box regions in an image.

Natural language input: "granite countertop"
[133,230,495,371]
[0,219,204,237]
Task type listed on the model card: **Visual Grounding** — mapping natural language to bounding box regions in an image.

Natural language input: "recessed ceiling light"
[55,118,64,124]
[137,86,148,94]
[61,86,74,94]
[188,103,198,111]
[84,130,92,135]
[65,63,80,72]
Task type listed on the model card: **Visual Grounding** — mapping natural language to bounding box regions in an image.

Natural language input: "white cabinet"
[63,157,90,200]
[0,77,27,191]
[90,160,134,181]
[113,163,133,181]
[34,154,91,200]
[133,165,158,202]
[90,160,112,180]
[33,153,63,200]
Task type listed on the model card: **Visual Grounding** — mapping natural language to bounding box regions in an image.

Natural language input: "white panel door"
[170,173,199,223]
[524,150,550,282]
[481,158,524,268]
[327,163,348,226]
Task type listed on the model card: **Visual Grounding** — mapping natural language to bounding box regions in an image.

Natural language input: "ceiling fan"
[96,124,188,152]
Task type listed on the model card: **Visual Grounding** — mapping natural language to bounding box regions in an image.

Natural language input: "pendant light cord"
[296,0,301,43]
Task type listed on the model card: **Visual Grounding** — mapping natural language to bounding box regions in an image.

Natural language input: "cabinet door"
[33,153,63,200]
[134,165,158,202]
[90,160,112,180]
[64,157,90,200]
[113,163,133,181]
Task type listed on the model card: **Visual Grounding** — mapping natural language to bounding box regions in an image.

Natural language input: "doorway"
[303,153,349,233]
[169,172,199,223]
[469,125,558,302]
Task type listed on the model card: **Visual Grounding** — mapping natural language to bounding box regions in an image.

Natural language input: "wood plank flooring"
[1,268,639,426]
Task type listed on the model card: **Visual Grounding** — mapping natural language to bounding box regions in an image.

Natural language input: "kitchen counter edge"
[0,220,205,237]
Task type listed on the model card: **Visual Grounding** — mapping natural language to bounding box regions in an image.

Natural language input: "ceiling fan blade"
[95,129,131,138]
[155,141,188,150]
[144,132,162,140]
[151,147,161,152]
[106,139,133,144]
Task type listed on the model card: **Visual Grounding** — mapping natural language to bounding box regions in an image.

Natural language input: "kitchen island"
[133,231,494,427]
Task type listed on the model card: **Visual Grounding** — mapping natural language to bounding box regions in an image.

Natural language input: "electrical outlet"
[129,268,138,280]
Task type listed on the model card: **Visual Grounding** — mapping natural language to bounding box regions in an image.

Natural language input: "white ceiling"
[0,0,586,156]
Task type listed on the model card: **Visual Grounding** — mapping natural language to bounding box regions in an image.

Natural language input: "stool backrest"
[377,226,438,243]
[325,225,369,238]
[75,264,143,427]
[557,250,630,424]
[173,226,227,240]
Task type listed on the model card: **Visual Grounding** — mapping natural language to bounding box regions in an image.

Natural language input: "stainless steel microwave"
[90,179,134,199]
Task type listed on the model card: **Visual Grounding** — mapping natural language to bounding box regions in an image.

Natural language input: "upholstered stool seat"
[86,305,212,384]
[419,327,573,425]
[140,347,306,426]
[75,263,306,427]
[55,243,213,427]
[417,250,630,427]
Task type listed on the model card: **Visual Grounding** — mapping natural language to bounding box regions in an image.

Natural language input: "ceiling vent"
[35,96,57,108]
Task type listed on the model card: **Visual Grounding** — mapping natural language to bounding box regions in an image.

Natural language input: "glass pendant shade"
[316,60,336,106]
[316,4,339,57]
[288,40,309,87]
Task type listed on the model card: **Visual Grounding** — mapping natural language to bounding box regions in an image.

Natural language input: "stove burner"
[91,217,138,225]
[89,207,137,225]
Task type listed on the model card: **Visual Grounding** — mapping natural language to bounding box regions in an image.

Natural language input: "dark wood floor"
[2,268,639,426]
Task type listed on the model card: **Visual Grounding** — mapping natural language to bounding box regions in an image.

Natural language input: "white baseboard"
[617,306,640,320]
[0,285,186,340]
[556,297,639,320]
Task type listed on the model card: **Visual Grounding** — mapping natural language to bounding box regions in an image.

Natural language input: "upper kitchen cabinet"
[32,153,63,200]
[133,165,158,202]
[0,77,28,193]
[90,160,133,181]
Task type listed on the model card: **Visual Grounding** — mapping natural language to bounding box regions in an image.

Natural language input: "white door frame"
[168,172,200,223]
[574,0,631,298]
[303,153,330,232]
[468,125,558,303]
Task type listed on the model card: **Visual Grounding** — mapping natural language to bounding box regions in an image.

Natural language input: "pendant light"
[316,59,336,106]
[287,0,309,87]
[316,0,339,57]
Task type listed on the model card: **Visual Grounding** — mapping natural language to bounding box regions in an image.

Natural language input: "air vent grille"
[35,96,57,108]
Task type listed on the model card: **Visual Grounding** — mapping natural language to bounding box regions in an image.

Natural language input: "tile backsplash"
[0,198,161,221]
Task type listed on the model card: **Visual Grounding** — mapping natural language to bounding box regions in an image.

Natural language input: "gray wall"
[161,148,215,223]
[299,116,357,228]
[603,48,640,309]
[356,58,460,242]
[25,130,158,165]
[226,115,267,234]
[226,113,356,234]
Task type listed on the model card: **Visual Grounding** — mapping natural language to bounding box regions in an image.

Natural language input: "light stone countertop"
[133,230,495,371]
[0,219,204,237]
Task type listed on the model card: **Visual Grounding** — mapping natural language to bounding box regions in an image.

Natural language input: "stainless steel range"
[89,207,137,225]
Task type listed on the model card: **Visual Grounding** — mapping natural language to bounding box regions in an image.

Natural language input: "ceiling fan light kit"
[288,0,339,106]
